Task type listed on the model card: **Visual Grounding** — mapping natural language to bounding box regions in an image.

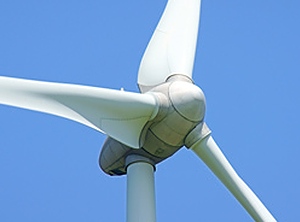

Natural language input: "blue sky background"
[0,0,299,221]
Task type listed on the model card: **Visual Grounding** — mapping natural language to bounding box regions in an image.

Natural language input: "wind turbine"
[0,0,276,221]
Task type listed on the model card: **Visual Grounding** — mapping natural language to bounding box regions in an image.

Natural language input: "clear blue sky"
[0,0,299,221]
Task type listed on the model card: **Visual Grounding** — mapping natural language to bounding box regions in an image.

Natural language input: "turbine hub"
[99,75,206,175]
[141,75,206,158]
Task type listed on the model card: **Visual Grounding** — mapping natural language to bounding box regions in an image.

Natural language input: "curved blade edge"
[0,76,159,148]
[138,0,201,89]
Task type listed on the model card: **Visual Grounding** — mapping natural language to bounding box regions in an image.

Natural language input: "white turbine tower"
[0,0,276,221]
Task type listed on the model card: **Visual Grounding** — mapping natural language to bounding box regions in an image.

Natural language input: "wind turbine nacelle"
[99,75,206,176]
[99,137,163,175]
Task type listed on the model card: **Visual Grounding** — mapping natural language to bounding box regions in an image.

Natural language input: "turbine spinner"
[99,74,206,175]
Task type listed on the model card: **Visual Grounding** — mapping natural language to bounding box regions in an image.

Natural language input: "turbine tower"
[0,0,276,221]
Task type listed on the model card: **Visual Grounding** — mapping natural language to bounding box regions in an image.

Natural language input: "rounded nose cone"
[169,81,205,122]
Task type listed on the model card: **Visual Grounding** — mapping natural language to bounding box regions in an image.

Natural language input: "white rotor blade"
[138,0,201,90]
[190,135,276,222]
[0,76,158,148]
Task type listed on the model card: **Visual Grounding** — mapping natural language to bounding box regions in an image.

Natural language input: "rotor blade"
[138,0,201,91]
[190,134,276,222]
[0,76,159,148]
